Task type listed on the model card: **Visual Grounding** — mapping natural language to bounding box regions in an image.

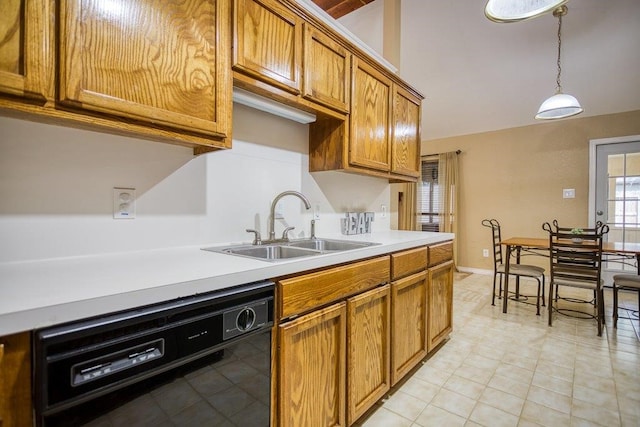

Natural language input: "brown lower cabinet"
[347,285,390,425]
[278,302,347,427]
[275,256,390,426]
[427,260,455,352]
[0,332,32,427]
[390,270,428,385]
[274,242,454,426]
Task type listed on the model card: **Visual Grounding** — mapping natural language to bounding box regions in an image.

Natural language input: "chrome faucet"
[268,191,311,241]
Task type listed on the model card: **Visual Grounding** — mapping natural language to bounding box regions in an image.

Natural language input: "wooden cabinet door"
[302,23,350,113]
[278,302,346,427]
[347,285,390,425]
[234,0,301,94]
[0,332,32,427]
[391,85,421,178]
[350,58,392,172]
[391,271,428,385]
[0,0,53,103]
[58,0,231,140]
[427,260,454,352]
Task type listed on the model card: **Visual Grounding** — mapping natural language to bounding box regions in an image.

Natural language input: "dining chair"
[611,274,640,328]
[543,221,609,336]
[482,219,546,315]
[548,219,606,306]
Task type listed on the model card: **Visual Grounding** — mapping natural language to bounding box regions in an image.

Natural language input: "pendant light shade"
[535,93,583,119]
[485,0,568,23]
[534,5,583,120]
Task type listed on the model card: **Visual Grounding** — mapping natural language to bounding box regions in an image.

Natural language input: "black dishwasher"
[33,280,274,426]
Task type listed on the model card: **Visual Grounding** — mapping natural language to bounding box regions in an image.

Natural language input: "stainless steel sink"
[204,244,321,261]
[287,238,378,251]
[203,238,379,262]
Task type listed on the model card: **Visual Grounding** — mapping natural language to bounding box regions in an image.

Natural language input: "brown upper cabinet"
[391,85,422,178]
[302,23,351,113]
[0,0,54,103]
[233,0,302,94]
[350,57,393,172]
[309,58,422,182]
[0,0,232,152]
[58,0,231,142]
[1,0,422,169]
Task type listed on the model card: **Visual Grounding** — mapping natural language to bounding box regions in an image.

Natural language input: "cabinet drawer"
[277,256,390,319]
[391,246,428,280]
[428,241,453,267]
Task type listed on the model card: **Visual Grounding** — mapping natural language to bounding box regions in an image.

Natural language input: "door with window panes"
[595,140,640,272]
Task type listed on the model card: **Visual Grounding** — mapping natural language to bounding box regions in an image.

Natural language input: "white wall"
[0,105,390,262]
[338,0,384,55]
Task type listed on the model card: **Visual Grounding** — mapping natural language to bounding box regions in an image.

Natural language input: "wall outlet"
[482,249,489,258]
[113,188,136,219]
[563,188,575,199]
[381,205,387,218]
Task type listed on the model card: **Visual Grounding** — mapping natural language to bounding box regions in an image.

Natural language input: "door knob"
[596,210,604,216]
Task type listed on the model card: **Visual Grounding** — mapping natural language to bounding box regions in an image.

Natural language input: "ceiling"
[312,0,640,141]
[311,0,374,18]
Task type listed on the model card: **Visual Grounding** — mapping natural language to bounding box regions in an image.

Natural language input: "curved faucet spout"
[269,191,311,241]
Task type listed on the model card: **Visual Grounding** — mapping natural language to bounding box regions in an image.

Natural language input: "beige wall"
[421,110,640,271]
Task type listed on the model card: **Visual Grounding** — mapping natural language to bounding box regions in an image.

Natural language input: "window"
[419,158,440,232]
[612,176,640,228]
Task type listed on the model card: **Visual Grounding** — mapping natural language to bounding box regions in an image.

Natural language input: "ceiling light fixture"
[484,0,568,23]
[535,6,583,120]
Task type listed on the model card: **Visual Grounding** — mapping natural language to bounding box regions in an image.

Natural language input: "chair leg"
[596,288,603,337]
[541,276,546,307]
[535,278,541,316]
[613,285,618,328]
[601,288,606,326]
[492,272,498,306]
[548,282,554,327]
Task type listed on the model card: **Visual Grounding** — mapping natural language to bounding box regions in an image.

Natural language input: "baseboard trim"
[457,266,492,276]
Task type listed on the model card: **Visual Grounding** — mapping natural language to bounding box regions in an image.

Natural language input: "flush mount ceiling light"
[535,5,583,120]
[484,0,569,23]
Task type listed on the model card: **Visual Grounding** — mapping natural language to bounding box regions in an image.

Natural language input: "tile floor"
[357,273,640,427]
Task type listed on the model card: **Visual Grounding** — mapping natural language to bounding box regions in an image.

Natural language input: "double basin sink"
[203,238,379,262]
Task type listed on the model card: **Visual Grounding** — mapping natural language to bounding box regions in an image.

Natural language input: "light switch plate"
[563,188,576,199]
[113,188,136,219]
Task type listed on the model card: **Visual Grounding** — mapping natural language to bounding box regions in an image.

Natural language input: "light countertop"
[0,231,453,336]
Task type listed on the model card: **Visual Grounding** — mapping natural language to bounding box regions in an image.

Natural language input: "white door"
[594,138,640,272]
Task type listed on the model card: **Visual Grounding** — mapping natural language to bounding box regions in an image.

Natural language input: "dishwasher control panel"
[222,298,270,340]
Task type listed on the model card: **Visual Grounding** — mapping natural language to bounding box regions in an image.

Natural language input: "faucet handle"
[282,226,295,241]
[246,229,262,245]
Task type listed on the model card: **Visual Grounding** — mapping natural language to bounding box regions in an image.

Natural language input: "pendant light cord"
[556,12,563,93]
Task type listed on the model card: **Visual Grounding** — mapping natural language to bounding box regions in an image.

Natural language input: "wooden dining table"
[500,237,640,313]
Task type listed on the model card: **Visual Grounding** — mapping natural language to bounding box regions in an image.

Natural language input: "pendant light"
[485,0,568,23]
[535,6,583,120]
